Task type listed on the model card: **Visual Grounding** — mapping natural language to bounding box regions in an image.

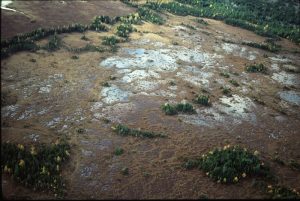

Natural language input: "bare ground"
[1,3,300,200]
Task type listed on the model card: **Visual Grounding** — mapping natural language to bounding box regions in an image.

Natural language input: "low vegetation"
[161,102,196,115]
[116,23,135,38]
[114,147,124,156]
[195,94,210,106]
[229,79,239,87]
[1,140,70,196]
[183,145,271,183]
[242,40,281,53]
[245,63,267,73]
[112,124,167,138]
[102,36,120,46]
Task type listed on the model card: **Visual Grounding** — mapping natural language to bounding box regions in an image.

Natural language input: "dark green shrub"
[221,87,232,96]
[1,141,70,196]
[229,79,239,87]
[112,124,167,138]
[71,55,79,59]
[195,95,210,106]
[175,102,196,113]
[183,145,271,184]
[137,7,165,25]
[246,63,267,73]
[161,103,178,115]
[116,24,134,38]
[114,147,124,156]
[45,33,61,51]
[220,72,230,78]
[102,36,119,46]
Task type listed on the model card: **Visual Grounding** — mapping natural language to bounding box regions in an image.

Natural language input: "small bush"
[116,23,134,38]
[195,18,208,25]
[161,102,196,115]
[112,124,167,138]
[114,147,124,156]
[183,145,271,184]
[229,79,239,87]
[195,95,210,106]
[1,141,70,196]
[102,82,110,87]
[161,103,178,115]
[45,33,61,51]
[137,7,165,25]
[267,185,300,199]
[80,35,89,41]
[242,41,281,53]
[221,87,232,96]
[71,55,79,59]
[220,72,230,78]
[102,36,119,46]
[246,63,267,73]
[175,102,196,113]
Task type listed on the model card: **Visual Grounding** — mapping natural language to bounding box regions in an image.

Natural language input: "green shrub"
[71,55,79,59]
[116,24,134,38]
[138,7,165,25]
[267,185,300,199]
[242,41,281,53]
[175,102,196,113]
[120,13,142,24]
[195,18,208,25]
[1,141,70,196]
[81,35,89,41]
[45,33,61,51]
[112,124,167,138]
[161,103,178,115]
[183,145,271,184]
[114,147,124,156]
[89,16,109,31]
[229,79,239,87]
[161,102,196,115]
[246,63,267,73]
[220,72,230,78]
[221,87,232,96]
[195,95,210,106]
[102,36,119,46]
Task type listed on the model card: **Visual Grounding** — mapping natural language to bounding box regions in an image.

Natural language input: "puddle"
[278,91,300,106]
[272,71,300,86]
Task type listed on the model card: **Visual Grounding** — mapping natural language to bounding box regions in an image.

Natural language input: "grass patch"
[195,95,210,106]
[266,185,300,199]
[229,79,239,87]
[114,147,124,156]
[112,124,167,138]
[161,102,196,115]
[246,63,267,73]
[183,145,271,184]
[1,140,70,196]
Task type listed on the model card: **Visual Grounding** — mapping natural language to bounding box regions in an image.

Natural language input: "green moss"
[1,141,70,196]
[113,124,167,138]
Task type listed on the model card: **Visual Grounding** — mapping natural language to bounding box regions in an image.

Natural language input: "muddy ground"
[1,2,300,200]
